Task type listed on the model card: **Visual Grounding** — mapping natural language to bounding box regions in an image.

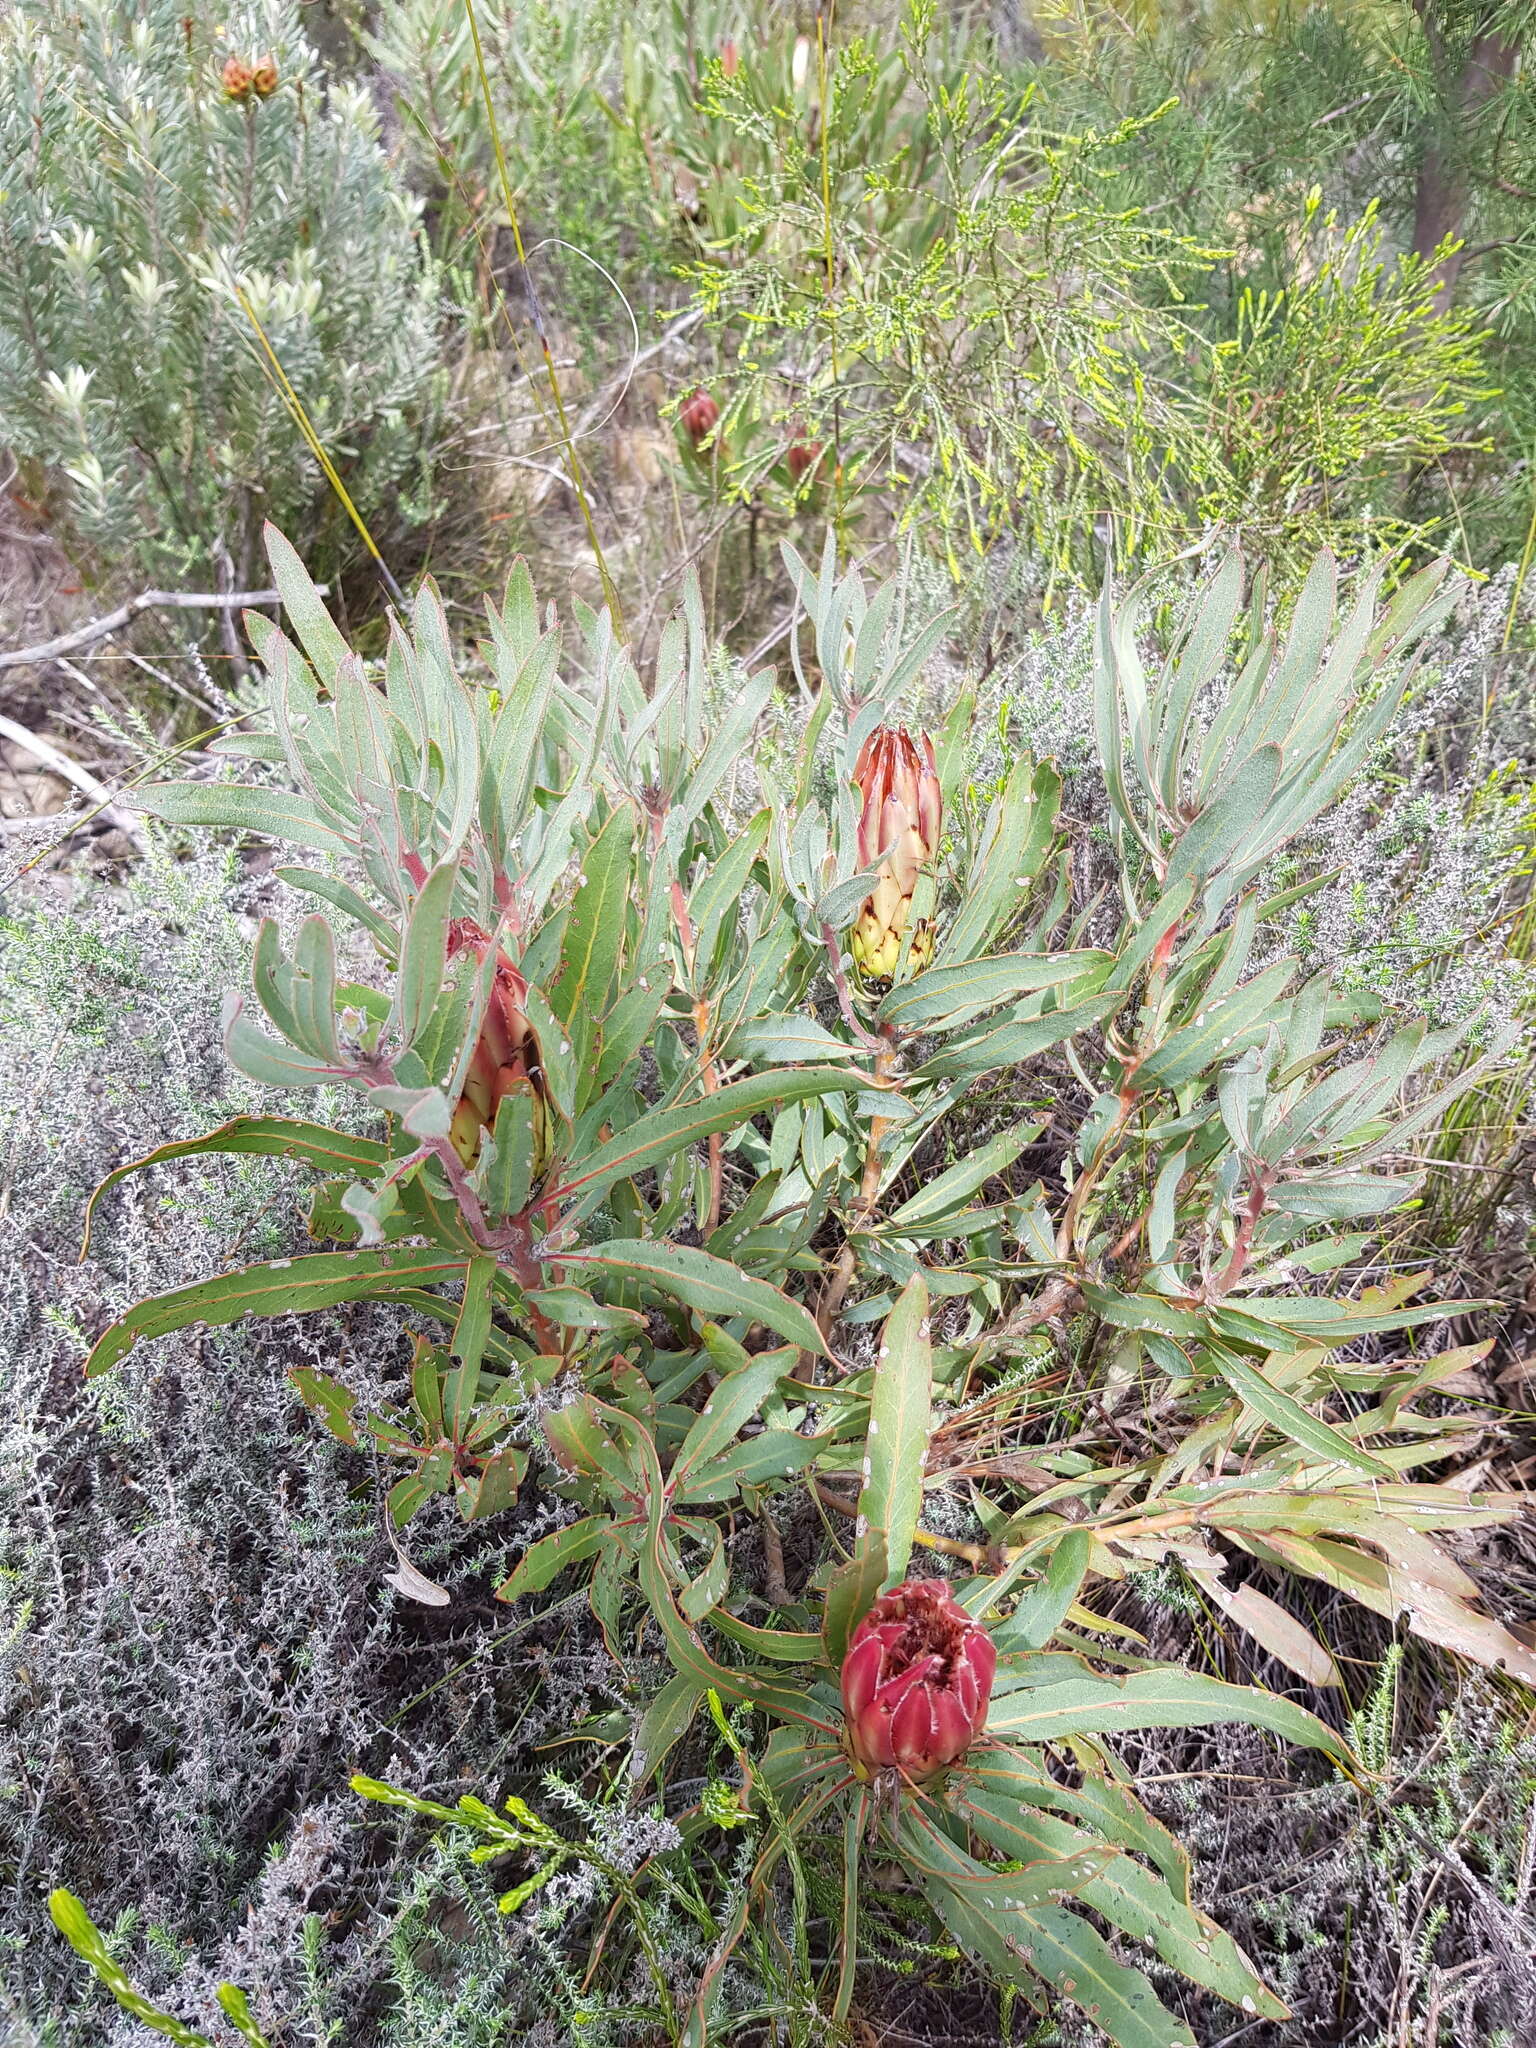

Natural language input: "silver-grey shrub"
[0,0,446,591]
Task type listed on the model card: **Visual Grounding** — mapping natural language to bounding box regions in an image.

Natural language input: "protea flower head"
[221,55,254,100]
[786,436,823,484]
[251,56,279,96]
[444,919,550,1183]
[841,1578,995,1783]
[679,388,720,449]
[848,724,941,984]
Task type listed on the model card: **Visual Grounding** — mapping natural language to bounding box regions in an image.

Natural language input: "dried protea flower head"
[679,387,721,449]
[849,724,941,984]
[251,56,278,97]
[221,55,254,100]
[841,1578,995,1783]
[444,918,550,1183]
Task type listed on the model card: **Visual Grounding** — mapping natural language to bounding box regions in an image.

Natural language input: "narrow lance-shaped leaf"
[394,860,461,1048]
[445,1256,497,1440]
[957,1784,1286,2018]
[860,1274,931,1588]
[222,993,350,1091]
[559,1239,827,1356]
[884,1121,1042,1229]
[1156,548,1244,808]
[995,1529,1091,1651]
[916,988,1123,1080]
[85,1248,475,1378]
[673,1332,799,1484]
[1205,1344,1393,1477]
[264,519,350,678]
[878,950,1108,1032]
[984,1662,1354,1767]
[139,780,353,858]
[82,1118,392,1257]
[550,1067,862,1205]
[898,1810,1195,2048]
[634,1471,836,1732]
[549,803,634,1082]
[939,756,1061,966]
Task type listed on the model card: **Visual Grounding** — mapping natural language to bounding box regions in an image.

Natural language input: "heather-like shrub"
[0,0,446,592]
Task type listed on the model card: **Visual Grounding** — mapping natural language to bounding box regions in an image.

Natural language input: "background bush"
[0,0,446,595]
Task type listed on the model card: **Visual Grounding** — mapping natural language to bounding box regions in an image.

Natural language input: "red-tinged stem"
[820,920,883,1052]
[1055,1093,1136,1262]
[1212,1165,1274,1298]
[401,850,428,888]
[410,1129,560,1349]
[813,1032,897,1353]
[421,1133,494,1243]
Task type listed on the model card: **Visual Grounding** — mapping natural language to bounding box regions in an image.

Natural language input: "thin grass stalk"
[462,0,626,634]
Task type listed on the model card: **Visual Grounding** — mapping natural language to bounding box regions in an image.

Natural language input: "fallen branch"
[0,585,301,672]
[0,713,148,852]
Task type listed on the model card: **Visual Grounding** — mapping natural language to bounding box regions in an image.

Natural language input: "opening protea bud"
[679,388,721,449]
[221,55,254,100]
[840,1579,995,1783]
[251,56,278,96]
[444,919,551,1185]
[848,724,942,985]
[786,437,823,484]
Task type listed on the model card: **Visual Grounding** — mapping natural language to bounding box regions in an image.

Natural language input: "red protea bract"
[848,724,942,983]
[679,388,721,449]
[841,1578,995,1783]
[443,919,550,1183]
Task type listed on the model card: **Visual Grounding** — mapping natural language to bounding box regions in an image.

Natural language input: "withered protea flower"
[849,724,941,983]
[679,388,720,449]
[444,918,550,1182]
[841,1578,995,1783]
[221,55,254,100]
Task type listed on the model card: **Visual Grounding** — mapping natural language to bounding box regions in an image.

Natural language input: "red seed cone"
[848,725,941,984]
[444,919,550,1181]
[840,1578,995,1782]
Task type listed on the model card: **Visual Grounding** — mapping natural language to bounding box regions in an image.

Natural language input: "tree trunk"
[1412,15,1520,308]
